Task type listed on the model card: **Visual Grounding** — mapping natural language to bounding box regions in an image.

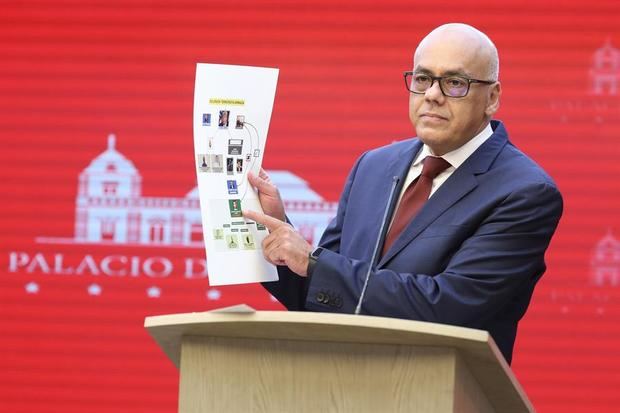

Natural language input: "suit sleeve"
[261,152,368,310]
[304,181,563,327]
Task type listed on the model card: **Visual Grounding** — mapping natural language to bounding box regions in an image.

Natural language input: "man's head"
[409,23,501,155]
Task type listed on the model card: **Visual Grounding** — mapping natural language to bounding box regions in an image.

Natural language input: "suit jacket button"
[316,292,325,303]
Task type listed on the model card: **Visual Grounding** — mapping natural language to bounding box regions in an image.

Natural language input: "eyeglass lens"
[409,74,469,97]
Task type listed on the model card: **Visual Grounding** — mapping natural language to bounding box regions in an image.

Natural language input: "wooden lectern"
[145,308,534,413]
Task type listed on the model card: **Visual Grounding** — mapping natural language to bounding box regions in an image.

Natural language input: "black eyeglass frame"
[403,71,497,98]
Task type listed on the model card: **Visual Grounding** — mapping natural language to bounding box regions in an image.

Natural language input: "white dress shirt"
[393,123,495,211]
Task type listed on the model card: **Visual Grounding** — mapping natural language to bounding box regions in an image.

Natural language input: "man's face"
[409,34,500,155]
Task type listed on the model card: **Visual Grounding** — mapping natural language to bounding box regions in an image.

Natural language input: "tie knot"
[421,156,451,179]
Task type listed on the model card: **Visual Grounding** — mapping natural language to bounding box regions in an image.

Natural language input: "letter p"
[9,252,30,272]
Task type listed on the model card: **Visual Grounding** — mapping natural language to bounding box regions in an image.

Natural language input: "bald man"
[244,23,562,363]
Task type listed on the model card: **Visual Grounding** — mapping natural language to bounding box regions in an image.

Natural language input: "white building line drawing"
[36,134,337,248]
[591,230,620,287]
[590,38,620,95]
[551,40,620,124]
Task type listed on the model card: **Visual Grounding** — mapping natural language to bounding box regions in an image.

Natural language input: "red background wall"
[1,1,619,412]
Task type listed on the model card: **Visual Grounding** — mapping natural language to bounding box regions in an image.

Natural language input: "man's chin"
[416,132,451,155]
[416,129,446,144]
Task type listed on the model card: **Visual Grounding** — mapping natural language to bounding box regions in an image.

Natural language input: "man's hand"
[243,209,313,277]
[247,169,286,222]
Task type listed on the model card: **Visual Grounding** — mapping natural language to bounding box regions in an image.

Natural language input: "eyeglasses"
[403,71,496,98]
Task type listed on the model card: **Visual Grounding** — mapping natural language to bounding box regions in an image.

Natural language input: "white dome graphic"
[85,134,139,175]
[77,134,142,200]
[185,187,199,198]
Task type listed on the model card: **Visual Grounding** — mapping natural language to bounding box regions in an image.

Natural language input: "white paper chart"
[193,63,279,286]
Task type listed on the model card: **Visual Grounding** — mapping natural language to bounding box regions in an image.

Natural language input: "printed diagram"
[196,110,262,200]
[196,106,268,253]
[193,63,279,285]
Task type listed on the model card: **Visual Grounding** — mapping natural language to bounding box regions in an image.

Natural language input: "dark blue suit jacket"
[263,120,563,363]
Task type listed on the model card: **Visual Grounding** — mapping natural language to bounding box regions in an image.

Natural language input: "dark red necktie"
[382,156,451,255]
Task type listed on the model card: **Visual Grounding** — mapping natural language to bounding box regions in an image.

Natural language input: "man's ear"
[485,81,502,117]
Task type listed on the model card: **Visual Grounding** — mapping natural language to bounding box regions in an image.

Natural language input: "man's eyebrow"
[413,66,433,74]
[442,69,472,77]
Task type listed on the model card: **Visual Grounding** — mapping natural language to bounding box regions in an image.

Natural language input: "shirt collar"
[413,122,494,169]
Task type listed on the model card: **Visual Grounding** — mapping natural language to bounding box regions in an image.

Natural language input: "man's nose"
[424,80,444,102]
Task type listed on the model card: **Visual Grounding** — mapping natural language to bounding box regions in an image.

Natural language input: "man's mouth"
[420,112,448,120]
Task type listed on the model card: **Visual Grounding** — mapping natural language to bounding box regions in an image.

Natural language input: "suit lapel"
[381,139,424,210]
[378,121,509,267]
[365,140,423,259]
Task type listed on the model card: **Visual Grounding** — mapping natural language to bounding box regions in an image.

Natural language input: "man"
[219,110,229,128]
[243,23,562,364]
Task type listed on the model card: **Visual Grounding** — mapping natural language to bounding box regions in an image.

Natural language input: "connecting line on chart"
[237,124,253,200]
[243,121,261,160]
[239,121,262,201]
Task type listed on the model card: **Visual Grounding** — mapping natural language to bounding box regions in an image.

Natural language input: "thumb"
[248,170,277,196]
[258,168,271,182]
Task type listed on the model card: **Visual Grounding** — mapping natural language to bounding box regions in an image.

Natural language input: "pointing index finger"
[243,209,285,231]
